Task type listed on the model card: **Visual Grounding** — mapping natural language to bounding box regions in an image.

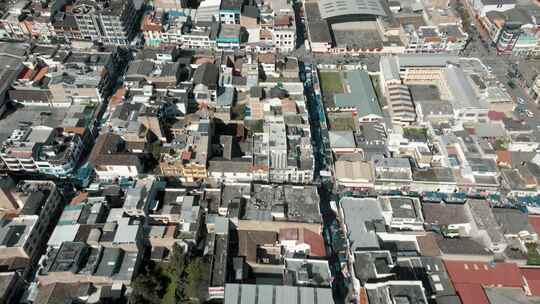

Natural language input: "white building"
[0,127,83,177]
[472,0,516,17]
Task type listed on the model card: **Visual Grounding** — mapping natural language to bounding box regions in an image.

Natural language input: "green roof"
[333,70,382,118]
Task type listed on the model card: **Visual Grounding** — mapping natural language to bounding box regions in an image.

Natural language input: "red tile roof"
[446,259,526,304]
[522,268,540,296]
[454,283,489,304]
[445,260,523,287]
[302,228,326,257]
[488,110,506,121]
[18,67,33,79]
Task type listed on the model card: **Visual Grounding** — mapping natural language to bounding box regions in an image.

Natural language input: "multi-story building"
[141,8,191,47]
[0,52,25,117]
[181,22,219,49]
[160,118,212,181]
[196,0,221,22]
[220,0,243,24]
[0,181,63,279]
[0,0,32,40]
[217,24,242,49]
[53,0,142,45]
[0,126,83,177]
[481,6,540,56]
[88,133,144,181]
[471,0,516,17]
[405,24,468,54]
[0,0,54,41]
[273,14,296,52]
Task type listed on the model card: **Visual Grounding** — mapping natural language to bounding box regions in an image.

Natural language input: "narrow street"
[300,54,349,303]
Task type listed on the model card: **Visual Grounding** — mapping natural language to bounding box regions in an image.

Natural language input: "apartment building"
[0,126,83,177]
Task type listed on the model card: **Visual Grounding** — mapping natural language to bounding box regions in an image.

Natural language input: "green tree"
[129,272,164,304]
[169,243,187,298]
[183,257,210,303]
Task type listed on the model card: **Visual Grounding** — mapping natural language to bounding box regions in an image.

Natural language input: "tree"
[182,257,210,303]
[170,243,187,293]
[129,272,164,304]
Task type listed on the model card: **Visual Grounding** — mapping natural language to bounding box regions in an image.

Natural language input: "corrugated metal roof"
[224,284,334,304]
[241,284,256,304]
[334,70,382,118]
[48,224,80,247]
[380,56,400,82]
[318,0,386,19]
[397,54,459,67]
[258,285,273,304]
[276,286,297,304]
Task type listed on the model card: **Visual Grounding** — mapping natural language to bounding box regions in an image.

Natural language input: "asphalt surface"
[459,8,540,141]
[292,4,540,301]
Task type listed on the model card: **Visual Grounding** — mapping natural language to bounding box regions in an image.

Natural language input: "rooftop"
[224,284,334,304]
[340,197,385,250]
[422,203,468,225]
[328,131,356,149]
[467,199,504,244]
[492,208,535,236]
[304,2,332,44]
[317,0,386,19]
[445,260,523,288]
[333,70,382,118]
[48,224,80,247]
[245,184,321,224]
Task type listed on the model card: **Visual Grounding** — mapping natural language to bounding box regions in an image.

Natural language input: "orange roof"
[141,13,162,32]
[33,67,49,82]
[63,127,86,136]
[496,150,511,165]
[359,288,369,304]
[108,87,126,109]
[70,192,88,205]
